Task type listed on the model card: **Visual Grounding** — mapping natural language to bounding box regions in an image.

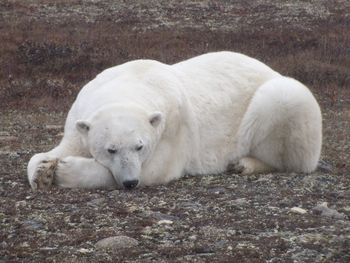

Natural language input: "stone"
[95,236,138,250]
[312,202,347,220]
[290,207,307,214]
[87,198,106,207]
[45,125,63,130]
[150,212,179,222]
[157,219,173,225]
[22,219,44,230]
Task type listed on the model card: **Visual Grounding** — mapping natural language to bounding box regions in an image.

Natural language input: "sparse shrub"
[0,1,349,109]
[17,41,73,65]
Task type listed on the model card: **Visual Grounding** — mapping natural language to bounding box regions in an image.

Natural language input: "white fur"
[27,51,322,190]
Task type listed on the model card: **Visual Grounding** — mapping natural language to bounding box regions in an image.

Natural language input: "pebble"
[208,187,226,194]
[127,205,139,213]
[77,248,93,253]
[232,198,249,206]
[22,219,44,230]
[150,212,179,222]
[0,241,8,249]
[45,125,63,130]
[290,207,308,214]
[317,160,333,173]
[189,235,197,241]
[312,202,347,220]
[179,201,202,210]
[87,198,106,207]
[15,200,27,209]
[157,219,173,225]
[0,151,20,158]
[20,242,30,248]
[108,190,120,197]
[95,236,138,250]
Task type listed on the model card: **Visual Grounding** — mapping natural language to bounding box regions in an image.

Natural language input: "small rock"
[256,173,275,182]
[215,240,227,248]
[142,226,152,235]
[87,198,105,207]
[45,125,63,130]
[108,190,120,197]
[56,132,64,138]
[9,152,20,158]
[127,205,139,213]
[157,219,173,225]
[312,202,347,220]
[179,201,202,211]
[20,242,30,248]
[77,248,93,253]
[189,235,197,241]
[15,200,27,207]
[317,160,333,173]
[227,229,236,236]
[22,219,44,230]
[95,236,138,250]
[150,212,179,222]
[232,198,249,206]
[290,207,307,214]
[158,200,167,206]
[208,187,226,194]
[291,248,320,262]
[0,241,8,249]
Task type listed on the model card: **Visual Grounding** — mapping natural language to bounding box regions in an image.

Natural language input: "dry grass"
[0,1,349,110]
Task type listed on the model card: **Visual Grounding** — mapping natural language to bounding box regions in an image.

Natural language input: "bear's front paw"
[32,159,58,190]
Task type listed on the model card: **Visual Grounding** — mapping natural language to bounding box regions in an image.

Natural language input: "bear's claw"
[226,162,244,174]
[34,159,58,190]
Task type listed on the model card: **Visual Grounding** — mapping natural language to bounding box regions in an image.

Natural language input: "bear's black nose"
[123,180,139,189]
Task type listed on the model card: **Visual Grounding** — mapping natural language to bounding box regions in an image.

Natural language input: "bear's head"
[76,104,163,189]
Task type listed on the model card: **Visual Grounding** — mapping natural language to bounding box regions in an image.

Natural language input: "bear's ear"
[76,120,91,134]
[149,112,163,128]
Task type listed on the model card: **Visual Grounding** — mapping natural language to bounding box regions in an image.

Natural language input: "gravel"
[0,108,349,262]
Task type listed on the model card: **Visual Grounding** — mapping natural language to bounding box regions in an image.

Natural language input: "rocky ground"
[1,0,350,262]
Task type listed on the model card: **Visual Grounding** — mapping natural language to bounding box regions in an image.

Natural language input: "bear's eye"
[136,145,143,151]
[107,148,117,154]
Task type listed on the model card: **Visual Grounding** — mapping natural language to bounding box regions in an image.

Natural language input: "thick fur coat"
[27,51,322,190]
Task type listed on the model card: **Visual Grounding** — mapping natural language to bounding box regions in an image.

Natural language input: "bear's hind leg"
[235,77,322,173]
[232,157,275,175]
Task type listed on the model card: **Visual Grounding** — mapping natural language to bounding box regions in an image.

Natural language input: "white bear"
[27,51,322,190]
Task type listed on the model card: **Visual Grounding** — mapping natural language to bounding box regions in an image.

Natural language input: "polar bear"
[27,51,322,190]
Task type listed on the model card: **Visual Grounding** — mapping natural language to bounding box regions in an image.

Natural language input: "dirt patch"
[1,0,350,262]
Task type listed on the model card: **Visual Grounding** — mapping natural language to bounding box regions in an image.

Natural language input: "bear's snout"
[123,180,139,189]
